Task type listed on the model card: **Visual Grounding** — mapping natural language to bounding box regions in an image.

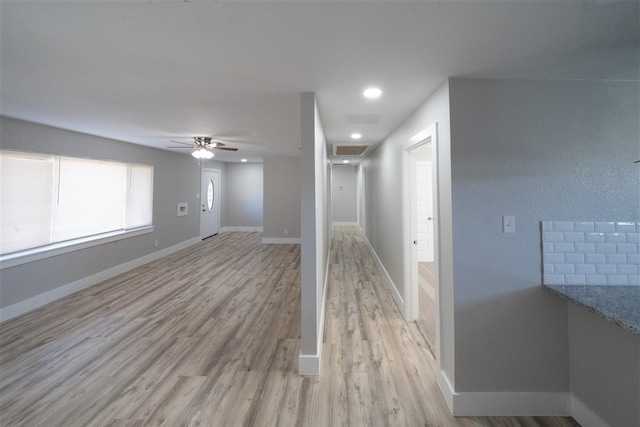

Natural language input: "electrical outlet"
[284,229,288,235]
[154,240,159,247]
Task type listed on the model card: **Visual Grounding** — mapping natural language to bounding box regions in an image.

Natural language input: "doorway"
[402,123,440,362]
[200,168,220,239]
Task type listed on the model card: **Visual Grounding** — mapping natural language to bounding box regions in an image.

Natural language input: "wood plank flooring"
[417,262,436,357]
[0,228,579,426]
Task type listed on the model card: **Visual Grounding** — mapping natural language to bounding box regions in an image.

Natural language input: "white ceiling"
[2,0,638,163]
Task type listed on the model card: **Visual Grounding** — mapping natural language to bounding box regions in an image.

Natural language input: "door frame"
[200,168,221,239]
[402,123,439,361]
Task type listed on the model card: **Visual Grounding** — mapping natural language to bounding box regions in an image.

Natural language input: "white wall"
[263,157,300,241]
[331,165,357,224]
[225,162,263,229]
[299,92,331,375]
[0,117,222,316]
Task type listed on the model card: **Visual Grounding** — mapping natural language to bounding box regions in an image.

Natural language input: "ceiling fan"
[168,136,238,159]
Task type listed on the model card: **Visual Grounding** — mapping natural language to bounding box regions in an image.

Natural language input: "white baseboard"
[298,352,321,376]
[0,237,201,322]
[437,370,456,414]
[262,237,301,244]
[451,391,571,416]
[438,368,613,423]
[332,222,359,226]
[571,394,610,427]
[438,368,574,417]
[363,235,405,318]
[437,373,572,417]
[220,227,263,232]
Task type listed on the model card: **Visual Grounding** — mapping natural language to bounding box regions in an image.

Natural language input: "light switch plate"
[503,216,515,233]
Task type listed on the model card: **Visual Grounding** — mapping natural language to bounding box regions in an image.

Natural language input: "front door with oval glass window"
[200,169,220,239]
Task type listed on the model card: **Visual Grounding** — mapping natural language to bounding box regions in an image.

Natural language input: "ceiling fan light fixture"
[192,148,214,159]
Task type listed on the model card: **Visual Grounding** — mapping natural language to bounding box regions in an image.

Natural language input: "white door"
[200,169,220,239]
[416,161,434,262]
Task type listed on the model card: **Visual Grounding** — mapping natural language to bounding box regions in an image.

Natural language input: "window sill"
[0,226,154,270]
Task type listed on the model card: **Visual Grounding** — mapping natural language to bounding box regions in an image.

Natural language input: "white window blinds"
[1,152,55,254]
[0,150,153,255]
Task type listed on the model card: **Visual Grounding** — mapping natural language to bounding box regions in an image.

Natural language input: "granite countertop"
[543,284,640,335]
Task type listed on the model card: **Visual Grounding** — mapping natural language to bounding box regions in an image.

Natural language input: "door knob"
[428,217,433,221]
[413,240,417,245]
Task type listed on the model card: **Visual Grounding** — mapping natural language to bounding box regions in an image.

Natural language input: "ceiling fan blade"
[213,147,238,151]
[169,140,194,146]
[167,146,195,149]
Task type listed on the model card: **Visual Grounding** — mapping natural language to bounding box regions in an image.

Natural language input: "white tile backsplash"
[595,222,616,232]
[542,221,640,286]
[574,222,595,232]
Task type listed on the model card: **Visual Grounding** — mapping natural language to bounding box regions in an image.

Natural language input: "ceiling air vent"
[336,145,368,156]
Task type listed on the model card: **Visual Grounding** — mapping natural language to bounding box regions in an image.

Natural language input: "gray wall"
[360,76,639,419]
[448,78,639,393]
[569,305,639,427]
[299,93,331,373]
[225,162,263,228]
[0,117,226,309]
[263,157,300,239]
[331,165,357,223]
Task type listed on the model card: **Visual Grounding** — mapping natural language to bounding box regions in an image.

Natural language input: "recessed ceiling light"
[363,87,382,99]
[351,133,362,140]
[241,159,247,162]
[343,160,350,164]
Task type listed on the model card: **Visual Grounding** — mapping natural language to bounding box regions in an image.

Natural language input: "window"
[1,150,153,256]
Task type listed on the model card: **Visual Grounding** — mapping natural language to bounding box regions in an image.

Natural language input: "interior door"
[416,161,434,262]
[200,169,220,239]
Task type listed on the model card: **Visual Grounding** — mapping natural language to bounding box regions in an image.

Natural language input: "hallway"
[0,228,578,426]
[320,226,577,426]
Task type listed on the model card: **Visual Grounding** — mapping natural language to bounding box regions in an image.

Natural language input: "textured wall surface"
[449,77,639,395]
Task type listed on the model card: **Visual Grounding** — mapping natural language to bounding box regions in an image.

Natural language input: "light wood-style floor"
[417,262,436,356]
[0,228,579,426]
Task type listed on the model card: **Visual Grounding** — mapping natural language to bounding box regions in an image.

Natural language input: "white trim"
[0,236,200,322]
[220,227,263,232]
[438,369,610,423]
[402,149,419,321]
[451,391,571,416]
[402,126,437,322]
[262,237,301,244]
[363,234,406,318]
[298,353,320,376]
[437,369,456,414]
[571,394,611,427]
[332,222,359,226]
[0,226,154,270]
